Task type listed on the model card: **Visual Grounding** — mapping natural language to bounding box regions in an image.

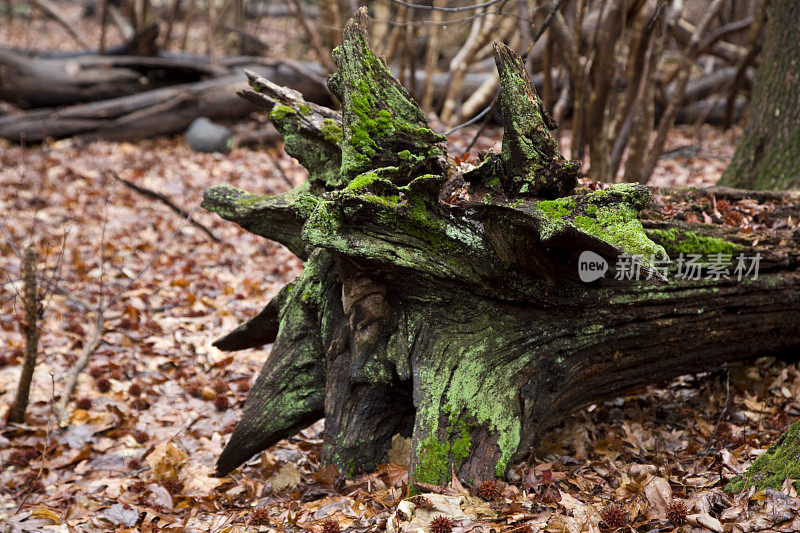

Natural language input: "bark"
[203,10,800,486]
[720,0,800,190]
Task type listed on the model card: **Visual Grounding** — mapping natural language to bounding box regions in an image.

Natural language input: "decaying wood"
[203,11,800,486]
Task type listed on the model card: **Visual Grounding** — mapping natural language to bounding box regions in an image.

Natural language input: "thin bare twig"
[522,0,566,59]
[386,0,503,13]
[108,171,219,242]
[53,310,104,427]
[442,99,494,136]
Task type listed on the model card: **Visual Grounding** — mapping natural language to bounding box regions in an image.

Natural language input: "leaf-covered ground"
[1,125,799,533]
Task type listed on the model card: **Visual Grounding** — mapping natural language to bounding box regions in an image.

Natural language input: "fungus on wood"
[203,9,800,486]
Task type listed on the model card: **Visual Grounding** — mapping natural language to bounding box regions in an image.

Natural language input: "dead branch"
[288,0,337,73]
[109,171,219,242]
[31,0,91,50]
[641,0,727,181]
[440,4,499,122]
[725,0,768,127]
[669,17,748,64]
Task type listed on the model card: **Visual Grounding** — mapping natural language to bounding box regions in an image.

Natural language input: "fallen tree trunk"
[201,10,800,487]
[0,61,333,143]
[1,44,745,143]
[0,48,229,109]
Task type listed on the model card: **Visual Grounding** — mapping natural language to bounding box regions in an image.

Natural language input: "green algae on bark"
[535,184,667,261]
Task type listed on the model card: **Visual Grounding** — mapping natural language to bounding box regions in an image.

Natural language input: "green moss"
[262,101,343,190]
[321,119,343,144]
[414,435,450,488]
[536,197,576,220]
[269,104,296,121]
[292,193,322,220]
[726,420,800,494]
[299,104,311,116]
[450,419,472,465]
[536,185,666,260]
[647,228,742,257]
[572,205,666,259]
[331,30,445,180]
[397,149,424,164]
[344,172,381,191]
[413,410,474,488]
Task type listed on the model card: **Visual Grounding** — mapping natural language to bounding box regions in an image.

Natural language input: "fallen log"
[0,41,748,145]
[0,61,334,143]
[202,10,800,487]
[0,48,230,109]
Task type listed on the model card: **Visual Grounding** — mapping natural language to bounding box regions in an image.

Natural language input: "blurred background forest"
[0,0,765,185]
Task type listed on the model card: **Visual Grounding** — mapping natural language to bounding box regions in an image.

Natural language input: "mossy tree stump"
[203,10,800,486]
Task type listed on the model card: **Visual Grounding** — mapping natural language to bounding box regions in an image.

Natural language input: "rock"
[185,117,232,153]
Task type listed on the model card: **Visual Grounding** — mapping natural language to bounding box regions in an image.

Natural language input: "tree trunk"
[203,10,800,487]
[719,0,800,189]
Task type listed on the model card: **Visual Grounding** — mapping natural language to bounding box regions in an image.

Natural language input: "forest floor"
[3,122,799,533]
[2,7,800,533]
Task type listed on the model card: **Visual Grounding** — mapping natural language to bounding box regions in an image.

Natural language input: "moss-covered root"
[407,309,530,489]
[328,8,448,184]
[409,357,524,489]
[238,70,344,191]
[466,43,580,198]
[215,252,338,476]
[726,421,800,494]
[201,183,319,260]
